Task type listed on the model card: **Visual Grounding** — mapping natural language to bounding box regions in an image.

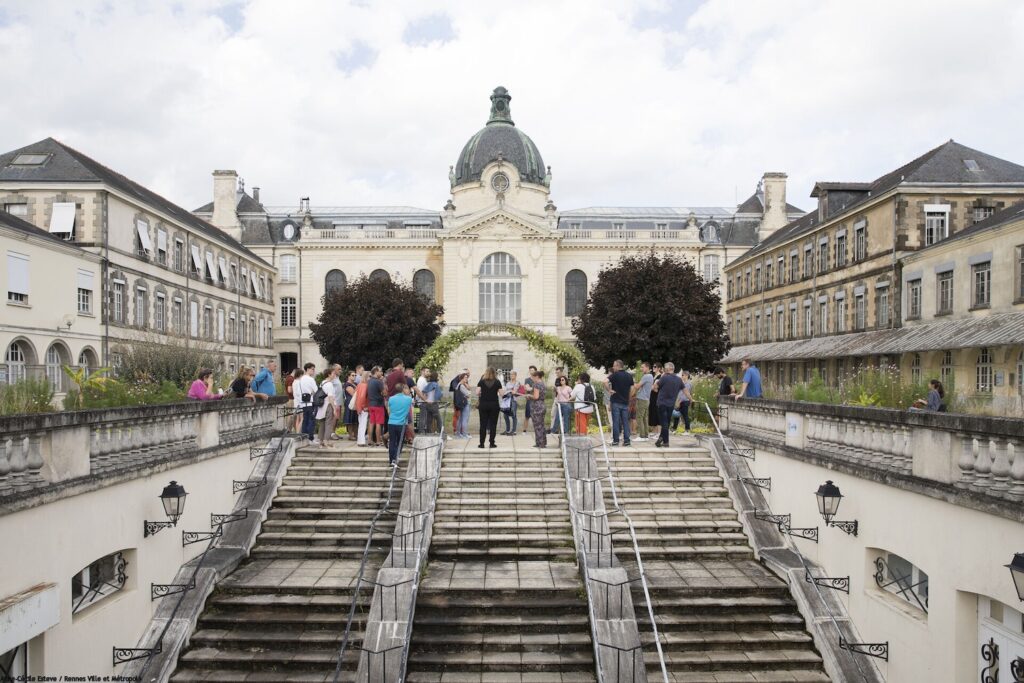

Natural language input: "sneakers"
[634,436,649,441]
[611,442,620,447]
[655,441,665,448]
[623,441,631,447]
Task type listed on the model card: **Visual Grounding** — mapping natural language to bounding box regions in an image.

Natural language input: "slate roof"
[0,208,94,253]
[0,138,266,262]
[732,140,1024,265]
[721,310,1024,363]
[734,190,805,215]
[193,189,265,215]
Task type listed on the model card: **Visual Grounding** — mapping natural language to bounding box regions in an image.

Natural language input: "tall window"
[479,252,522,323]
[45,344,63,391]
[564,269,587,317]
[281,297,297,327]
[279,254,297,283]
[78,349,95,378]
[877,288,890,327]
[789,307,797,340]
[803,304,812,337]
[925,211,948,246]
[818,301,828,335]
[937,271,954,314]
[325,269,346,294]
[703,255,720,282]
[803,245,813,278]
[240,315,247,345]
[835,233,847,267]
[203,306,212,339]
[7,251,29,304]
[1018,351,1024,399]
[972,261,991,308]
[941,350,954,387]
[777,255,785,284]
[173,239,184,272]
[911,353,922,384]
[907,279,922,319]
[78,287,92,314]
[155,293,165,331]
[854,224,867,260]
[754,264,761,291]
[776,310,784,340]
[790,253,799,282]
[1017,245,1024,300]
[854,294,866,330]
[818,240,829,273]
[173,299,183,334]
[765,310,773,341]
[217,309,225,341]
[976,347,993,393]
[111,282,125,323]
[4,341,27,384]
[135,287,147,327]
[249,319,256,346]
[370,269,390,282]
[836,297,847,333]
[764,260,772,289]
[414,269,436,304]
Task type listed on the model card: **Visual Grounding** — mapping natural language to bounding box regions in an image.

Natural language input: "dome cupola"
[453,87,547,187]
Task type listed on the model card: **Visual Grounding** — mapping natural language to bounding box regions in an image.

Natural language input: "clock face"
[491,173,510,193]
[283,224,295,240]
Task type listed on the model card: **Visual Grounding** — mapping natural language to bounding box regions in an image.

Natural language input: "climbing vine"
[415,324,587,378]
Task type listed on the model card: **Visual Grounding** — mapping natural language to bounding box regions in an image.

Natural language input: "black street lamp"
[144,481,188,538]
[1007,553,1024,602]
[815,480,858,537]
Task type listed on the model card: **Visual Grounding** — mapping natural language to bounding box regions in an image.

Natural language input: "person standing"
[295,363,318,442]
[455,373,472,438]
[715,367,734,397]
[355,370,371,446]
[419,370,441,433]
[353,365,365,384]
[476,367,503,449]
[553,375,573,435]
[449,367,468,435]
[316,365,340,447]
[571,373,595,435]
[251,360,277,396]
[549,367,567,433]
[501,370,522,435]
[288,368,304,434]
[522,365,537,433]
[648,363,664,439]
[530,370,548,448]
[367,366,386,447]
[342,371,358,439]
[386,383,413,466]
[633,362,653,441]
[678,371,693,434]
[653,363,682,448]
[605,360,634,447]
[737,359,763,399]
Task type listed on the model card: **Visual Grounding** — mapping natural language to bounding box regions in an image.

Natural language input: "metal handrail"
[703,401,874,680]
[115,420,292,674]
[330,402,448,682]
[555,400,670,683]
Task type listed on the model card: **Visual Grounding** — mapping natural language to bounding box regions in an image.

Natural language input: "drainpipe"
[101,192,109,365]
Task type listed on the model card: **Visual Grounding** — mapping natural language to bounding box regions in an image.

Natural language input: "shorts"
[369,406,386,425]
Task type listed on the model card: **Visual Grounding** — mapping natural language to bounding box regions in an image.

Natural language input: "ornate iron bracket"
[782,525,819,543]
[250,444,279,460]
[829,519,859,536]
[981,637,999,683]
[1010,656,1023,682]
[233,479,263,493]
[753,510,791,528]
[211,510,249,527]
[113,643,162,666]
[151,579,196,600]
[839,637,888,661]
[738,476,771,490]
[182,528,222,546]
[143,520,174,538]
[805,571,849,593]
[734,447,756,460]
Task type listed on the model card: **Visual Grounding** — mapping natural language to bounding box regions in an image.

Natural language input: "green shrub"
[113,335,223,387]
[0,378,55,416]
[65,378,184,410]
[689,376,720,427]
[792,371,836,403]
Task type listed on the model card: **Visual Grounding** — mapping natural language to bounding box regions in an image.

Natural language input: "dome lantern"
[453,87,547,188]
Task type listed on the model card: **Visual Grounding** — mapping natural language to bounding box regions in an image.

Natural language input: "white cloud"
[0,0,1022,214]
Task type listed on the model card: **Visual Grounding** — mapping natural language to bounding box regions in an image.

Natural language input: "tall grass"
[0,378,55,416]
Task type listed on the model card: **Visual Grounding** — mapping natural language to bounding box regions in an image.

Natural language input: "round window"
[491,173,510,193]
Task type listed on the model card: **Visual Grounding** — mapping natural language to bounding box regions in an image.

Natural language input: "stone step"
[638,612,806,631]
[249,545,390,559]
[649,595,797,614]
[648,672,828,683]
[413,611,590,633]
[406,650,595,673]
[410,631,592,652]
[256,531,401,546]
[188,627,343,648]
[648,628,815,652]
[198,607,360,628]
[428,546,576,561]
[176,645,341,672]
[434,521,573,531]
[172,670,349,683]
[648,648,825,672]
[206,592,359,609]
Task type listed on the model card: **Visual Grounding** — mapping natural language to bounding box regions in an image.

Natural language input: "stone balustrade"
[722,398,1024,504]
[0,397,286,503]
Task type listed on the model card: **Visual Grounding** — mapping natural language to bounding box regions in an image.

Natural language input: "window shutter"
[7,252,29,294]
[49,203,76,234]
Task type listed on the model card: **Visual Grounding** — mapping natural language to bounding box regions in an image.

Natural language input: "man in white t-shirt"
[315,365,340,446]
[295,363,318,442]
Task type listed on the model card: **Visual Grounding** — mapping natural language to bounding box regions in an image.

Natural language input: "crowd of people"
[185,356,770,463]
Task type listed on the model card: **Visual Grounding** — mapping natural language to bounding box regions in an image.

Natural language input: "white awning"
[6,252,29,294]
[135,221,153,252]
[49,202,75,234]
[205,252,219,283]
[77,270,93,291]
[218,257,229,282]
[156,229,167,252]
[189,301,199,337]
[190,245,203,271]
[250,271,261,297]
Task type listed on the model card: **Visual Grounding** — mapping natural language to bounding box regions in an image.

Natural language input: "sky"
[1,0,1023,214]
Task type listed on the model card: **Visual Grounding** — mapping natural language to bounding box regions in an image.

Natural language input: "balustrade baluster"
[877,428,894,469]
[25,432,45,487]
[0,437,12,496]
[1008,439,1024,501]
[8,436,29,493]
[990,437,1012,495]
[972,437,994,492]
[956,435,977,489]
[867,424,885,466]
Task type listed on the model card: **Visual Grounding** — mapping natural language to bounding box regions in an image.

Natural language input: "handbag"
[348,393,358,411]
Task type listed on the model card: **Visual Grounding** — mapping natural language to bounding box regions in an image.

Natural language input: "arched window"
[479,252,522,323]
[78,348,97,379]
[976,347,993,393]
[911,353,922,385]
[370,269,391,283]
[45,344,65,391]
[325,269,346,294]
[413,269,436,303]
[564,269,587,317]
[5,341,28,384]
[703,222,720,243]
[279,254,297,283]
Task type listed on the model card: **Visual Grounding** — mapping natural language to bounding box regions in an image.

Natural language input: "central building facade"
[198,87,803,375]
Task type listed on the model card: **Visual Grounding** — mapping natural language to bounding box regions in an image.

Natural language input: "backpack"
[583,383,596,404]
[454,387,468,410]
[312,383,328,409]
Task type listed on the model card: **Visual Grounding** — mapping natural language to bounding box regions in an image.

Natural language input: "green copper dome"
[453,87,547,187]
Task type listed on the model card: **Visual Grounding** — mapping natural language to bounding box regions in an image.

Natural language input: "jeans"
[635,399,650,438]
[301,406,316,441]
[657,405,673,445]
[524,399,533,429]
[503,403,518,433]
[478,405,499,446]
[457,406,471,437]
[555,402,572,435]
[611,402,630,444]
[387,423,405,463]
[419,402,440,433]
[679,401,690,431]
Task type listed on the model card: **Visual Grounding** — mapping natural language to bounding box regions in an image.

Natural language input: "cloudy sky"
[1,0,1023,214]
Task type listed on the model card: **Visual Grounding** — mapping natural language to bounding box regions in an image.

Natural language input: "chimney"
[759,172,788,241]
[211,170,242,240]
[300,197,310,213]
[252,186,260,204]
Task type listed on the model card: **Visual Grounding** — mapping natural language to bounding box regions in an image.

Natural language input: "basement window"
[875,551,929,615]
[72,550,130,615]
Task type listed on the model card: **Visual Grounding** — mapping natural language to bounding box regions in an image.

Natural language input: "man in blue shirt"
[604,359,634,447]
[653,363,683,448]
[738,359,763,399]
[387,383,413,466]
[251,360,277,396]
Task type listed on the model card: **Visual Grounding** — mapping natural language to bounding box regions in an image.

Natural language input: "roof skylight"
[10,153,50,166]
[964,159,981,172]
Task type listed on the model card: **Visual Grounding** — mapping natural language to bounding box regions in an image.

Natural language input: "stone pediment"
[444,208,553,239]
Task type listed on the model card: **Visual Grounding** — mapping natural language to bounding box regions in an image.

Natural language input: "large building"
[721,140,1024,409]
[197,86,803,375]
[0,139,277,383]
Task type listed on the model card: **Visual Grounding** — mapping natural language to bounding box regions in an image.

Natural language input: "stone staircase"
[600,445,830,683]
[170,444,401,682]
[406,444,598,682]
